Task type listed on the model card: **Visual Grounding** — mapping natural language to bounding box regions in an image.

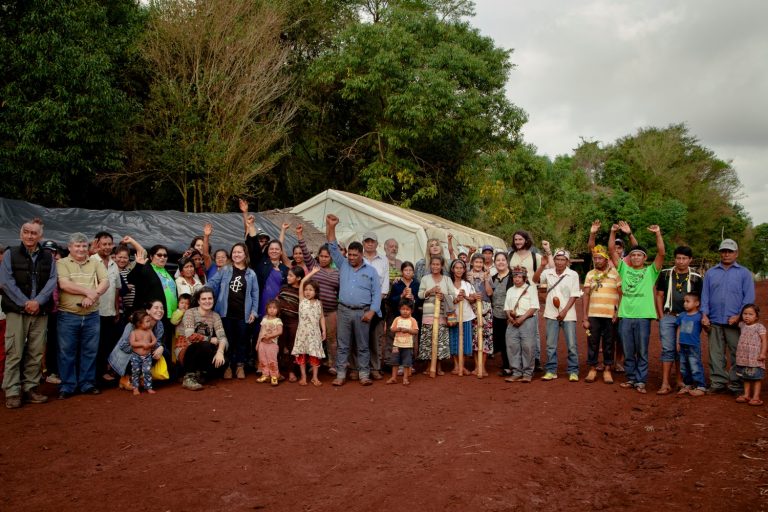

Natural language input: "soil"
[2,283,767,512]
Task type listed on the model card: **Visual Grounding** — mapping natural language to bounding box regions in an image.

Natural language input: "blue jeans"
[545,319,578,374]
[619,318,651,385]
[222,317,251,367]
[506,316,537,377]
[335,305,371,380]
[679,344,706,389]
[57,311,100,393]
[658,314,679,363]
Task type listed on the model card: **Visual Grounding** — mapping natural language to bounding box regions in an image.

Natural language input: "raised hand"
[590,220,601,234]
[541,240,551,253]
[295,224,304,237]
[281,222,291,231]
[617,221,631,234]
[246,214,255,226]
[203,223,213,236]
[647,225,661,234]
[238,198,249,213]
[326,214,339,227]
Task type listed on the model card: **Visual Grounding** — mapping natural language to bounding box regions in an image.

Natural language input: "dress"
[292,299,325,359]
[736,322,767,370]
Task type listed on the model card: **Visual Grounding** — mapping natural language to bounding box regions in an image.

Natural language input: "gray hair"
[68,232,89,245]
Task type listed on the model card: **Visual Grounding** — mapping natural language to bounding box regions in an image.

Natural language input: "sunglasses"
[155,253,168,258]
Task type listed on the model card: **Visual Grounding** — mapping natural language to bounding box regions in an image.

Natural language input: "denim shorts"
[735,365,765,381]
[390,347,413,368]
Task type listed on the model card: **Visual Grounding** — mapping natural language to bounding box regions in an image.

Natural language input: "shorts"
[389,347,413,368]
[735,365,764,381]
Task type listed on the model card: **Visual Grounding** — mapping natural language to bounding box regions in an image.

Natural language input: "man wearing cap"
[56,232,110,399]
[90,231,122,383]
[325,215,382,386]
[361,231,389,380]
[654,246,703,394]
[0,218,58,408]
[481,245,497,277]
[582,245,621,384]
[701,239,754,394]
[609,223,665,394]
[533,248,581,381]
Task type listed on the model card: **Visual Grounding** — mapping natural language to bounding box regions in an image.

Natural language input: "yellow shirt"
[57,256,108,315]
[583,268,621,318]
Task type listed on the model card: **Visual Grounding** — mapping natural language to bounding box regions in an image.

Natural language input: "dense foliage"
[0,0,755,266]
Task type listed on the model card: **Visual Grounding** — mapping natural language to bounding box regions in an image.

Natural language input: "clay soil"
[2,283,768,512]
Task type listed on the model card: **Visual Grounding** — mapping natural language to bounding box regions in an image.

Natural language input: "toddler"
[256,300,283,386]
[388,299,418,385]
[129,310,158,395]
[675,292,707,396]
[735,304,767,406]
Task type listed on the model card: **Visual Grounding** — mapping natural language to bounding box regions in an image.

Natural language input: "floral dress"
[291,299,325,359]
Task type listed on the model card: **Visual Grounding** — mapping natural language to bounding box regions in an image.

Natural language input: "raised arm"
[239,199,257,237]
[121,236,147,264]
[607,224,619,267]
[296,224,316,271]
[202,222,213,269]
[279,222,291,267]
[447,233,456,260]
[587,220,600,253]
[648,225,665,270]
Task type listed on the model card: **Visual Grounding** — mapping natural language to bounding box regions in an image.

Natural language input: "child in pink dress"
[735,304,767,406]
[256,300,283,386]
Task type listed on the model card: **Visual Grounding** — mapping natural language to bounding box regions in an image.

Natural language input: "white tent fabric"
[290,189,507,263]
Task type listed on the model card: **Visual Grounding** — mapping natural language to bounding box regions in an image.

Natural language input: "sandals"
[736,395,749,403]
[311,379,322,387]
[656,385,672,396]
[619,382,634,389]
[749,399,764,407]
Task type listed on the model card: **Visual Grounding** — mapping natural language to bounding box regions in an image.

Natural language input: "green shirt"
[617,260,660,319]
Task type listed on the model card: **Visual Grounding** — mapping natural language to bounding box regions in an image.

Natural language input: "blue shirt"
[700,262,754,324]
[328,241,382,315]
[676,311,702,346]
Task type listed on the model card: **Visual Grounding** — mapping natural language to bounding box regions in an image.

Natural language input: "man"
[91,231,122,382]
[362,232,389,380]
[57,232,109,399]
[0,218,57,409]
[701,239,754,394]
[609,222,665,394]
[325,215,382,386]
[582,245,621,384]
[654,246,703,395]
[383,237,402,373]
[533,249,581,381]
[384,238,402,283]
[481,245,497,276]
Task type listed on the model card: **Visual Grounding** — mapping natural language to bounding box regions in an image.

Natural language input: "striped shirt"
[583,268,621,318]
[57,256,108,315]
[299,239,339,313]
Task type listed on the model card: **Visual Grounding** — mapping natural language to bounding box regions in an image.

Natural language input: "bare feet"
[403,379,410,386]
[386,377,398,385]
[132,388,140,396]
[311,378,322,387]
[298,379,308,386]
[436,369,445,376]
[147,389,156,394]
[288,374,298,383]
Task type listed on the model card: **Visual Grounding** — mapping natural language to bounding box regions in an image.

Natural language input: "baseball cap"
[362,231,378,242]
[41,240,61,253]
[614,238,624,246]
[256,230,270,240]
[481,245,494,253]
[553,249,571,260]
[719,239,738,251]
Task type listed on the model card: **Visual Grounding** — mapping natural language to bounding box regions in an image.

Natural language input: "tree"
[111,0,297,212]
[0,0,144,206]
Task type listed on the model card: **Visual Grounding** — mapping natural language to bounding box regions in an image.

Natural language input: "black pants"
[493,316,510,371]
[587,317,614,366]
[183,341,221,375]
[97,315,117,380]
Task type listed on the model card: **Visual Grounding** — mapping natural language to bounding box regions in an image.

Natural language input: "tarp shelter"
[290,189,507,263]
[0,197,325,262]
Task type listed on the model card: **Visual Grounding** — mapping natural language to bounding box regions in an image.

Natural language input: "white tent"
[290,189,507,263]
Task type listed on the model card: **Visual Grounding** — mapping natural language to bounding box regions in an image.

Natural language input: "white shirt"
[538,267,581,321]
[503,283,539,317]
[90,254,121,317]
[364,253,390,296]
[454,280,477,322]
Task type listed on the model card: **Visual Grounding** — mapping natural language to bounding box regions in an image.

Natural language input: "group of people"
[1,207,765,409]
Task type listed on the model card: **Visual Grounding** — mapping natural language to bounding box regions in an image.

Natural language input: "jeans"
[506,316,537,377]
[586,317,614,367]
[619,318,651,385]
[336,305,371,380]
[222,317,251,367]
[707,323,742,391]
[57,311,100,393]
[679,344,706,389]
[545,319,578,374]
[2,312,48,396]
[533,312,541,361]
[658,314,679,363]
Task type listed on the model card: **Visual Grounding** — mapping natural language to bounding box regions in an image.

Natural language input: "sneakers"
[569,373,579,382]
[542,372,558,381]
[521,375,532,383]
[24,387,49,404]
[5,395,21,409]
[236,365,246,380]
[45,373,62,385]
[270,376,279,386]
[585,368,597,383]
[182,373,203,391]
[505,375,522,383]
[706,385,727,395]
[223,367,233,380]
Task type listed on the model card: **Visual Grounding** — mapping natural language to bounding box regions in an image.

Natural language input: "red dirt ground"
[2,283,767,511]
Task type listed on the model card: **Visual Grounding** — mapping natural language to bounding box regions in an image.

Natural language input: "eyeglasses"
[155,253,168,258]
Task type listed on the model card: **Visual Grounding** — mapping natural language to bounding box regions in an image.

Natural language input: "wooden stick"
[476,300,484,379]
[457,298,464,376]
[429,295,441,378]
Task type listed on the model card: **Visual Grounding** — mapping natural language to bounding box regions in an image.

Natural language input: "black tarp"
[0,197,295,260]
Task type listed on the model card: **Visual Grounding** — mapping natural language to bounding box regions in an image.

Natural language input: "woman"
[207,249,229,281]
[449,258,477,376]
[178,287,227,391]
[255,240,289,317]
[122,237,178,335]
[107,300,166,391]
[491,252,513,376]
[207,243,259,380]
[296,224,340,373]
[417,256,456,376]
[277,266,304,381]
[415,238,446,281]
[389,260,421,346]
[175,257,204,297]
[467,254,494,377]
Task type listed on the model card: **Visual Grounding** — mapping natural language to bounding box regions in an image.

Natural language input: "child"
[735,304,767,406]
[171,293,191,364]
[467,254,493,377]
[675,292,707,397]
[449,258,476,376]
[256,300,283,386]
[503,267,539,383]
[388,299,419,385]
[291,268,326,386]
[129,311,158,395]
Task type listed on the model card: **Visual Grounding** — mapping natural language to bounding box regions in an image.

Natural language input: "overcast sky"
[472,0,768,225]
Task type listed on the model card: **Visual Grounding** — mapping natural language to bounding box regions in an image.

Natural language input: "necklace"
[674,270,688,293]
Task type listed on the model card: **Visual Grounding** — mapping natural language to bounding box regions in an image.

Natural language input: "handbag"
[446,310,459,327]
[151,356,170,380]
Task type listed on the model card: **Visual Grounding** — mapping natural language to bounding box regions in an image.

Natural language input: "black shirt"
[226,267,247,319]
